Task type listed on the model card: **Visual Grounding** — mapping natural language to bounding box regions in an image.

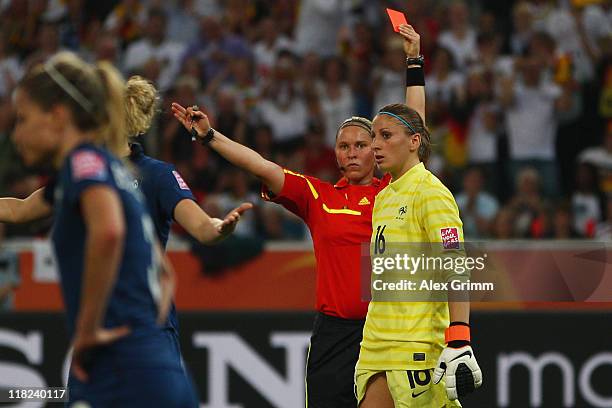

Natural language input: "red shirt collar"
[334,176,384,189]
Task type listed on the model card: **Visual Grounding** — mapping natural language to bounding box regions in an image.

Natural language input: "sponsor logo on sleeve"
[172,170,190,190]
[71,151,107,181]
[440,227,460,249]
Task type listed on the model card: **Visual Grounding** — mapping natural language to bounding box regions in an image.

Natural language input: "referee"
[172,103,389,407]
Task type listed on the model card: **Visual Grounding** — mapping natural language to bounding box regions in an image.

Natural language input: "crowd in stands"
[0,0,610,241]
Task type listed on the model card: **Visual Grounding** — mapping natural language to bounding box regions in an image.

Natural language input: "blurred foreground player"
[357,25,482,407]
[171,106,390,406]
[11,52,196,407]
[2,75,251,406]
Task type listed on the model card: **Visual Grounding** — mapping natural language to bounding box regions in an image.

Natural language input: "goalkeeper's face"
[372,114,421,177]
[335,126,375,184]
[12,88,62,167]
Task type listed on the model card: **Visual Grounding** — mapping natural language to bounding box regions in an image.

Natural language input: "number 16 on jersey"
[374,225,386,255]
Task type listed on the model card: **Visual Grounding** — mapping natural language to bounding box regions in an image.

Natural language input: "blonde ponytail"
[95,61,127,157]
[125,76,158,138]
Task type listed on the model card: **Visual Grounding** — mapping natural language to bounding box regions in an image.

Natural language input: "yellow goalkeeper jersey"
[357,162,464,371]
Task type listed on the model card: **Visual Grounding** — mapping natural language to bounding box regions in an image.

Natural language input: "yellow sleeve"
[419,184,467,283]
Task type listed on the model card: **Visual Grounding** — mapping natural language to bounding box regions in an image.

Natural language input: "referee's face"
[335,126,375,185]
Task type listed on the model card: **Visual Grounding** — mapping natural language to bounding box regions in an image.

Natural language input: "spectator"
[461,70,501,189]
[426,46,464,112]
[571,162,603,237]
[474,33,514,78]
[507,167,547,238]
[161,75,203,164]
[53,0,88,51]
[372,36,405,115]
[249,124,276,161]
[92,31,121,66]
[257,51,309,149]
[183,15,251,85]
[298,52,321,99]
[0,33,22,99]
[104,0,148,48]
[456,167,500,239]
[595,196,612,239]
[493,207,517,239]
[193,0,221,17]
[1,0,33,56]
[543,0,611,83]
[552,203,580,239]
[317,57,355,147]
[294,0,352,58]
[210,89,247,146]
[301,122,338,183]
[437,0,478,68]
[510,2,535,56]
[579,121,612,196]
[165,0,200,45]
[253,16,293,78]
[499,53,572,197]
[212,57,259,118]
[123,8,185,91]
[23,22,63,70]
[0,224,19,311]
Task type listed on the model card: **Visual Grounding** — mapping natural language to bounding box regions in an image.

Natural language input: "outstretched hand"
[212,202,254,240]
[171,102,211,138]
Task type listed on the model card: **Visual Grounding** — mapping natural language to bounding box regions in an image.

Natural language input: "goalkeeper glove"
[433,322,482,400]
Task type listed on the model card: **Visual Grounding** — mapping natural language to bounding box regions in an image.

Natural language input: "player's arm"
[420,188,482,400]
[170,103,285,195]
[400,24,425,124]
[0,188,52,223]
[174,199,252,244]
[448,298,470,323]
[72,185,130,381]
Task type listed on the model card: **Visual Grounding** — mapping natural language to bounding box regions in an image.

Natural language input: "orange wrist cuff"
[445,325,471,343]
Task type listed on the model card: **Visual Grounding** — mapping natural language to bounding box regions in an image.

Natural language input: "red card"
[386,8,408,32]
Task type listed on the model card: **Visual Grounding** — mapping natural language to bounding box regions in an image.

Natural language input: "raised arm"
[400,25,425,124]
[0,188,52,223]
[171,103,285,195]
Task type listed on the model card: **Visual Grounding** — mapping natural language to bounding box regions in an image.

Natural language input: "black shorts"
[306,312,365,408]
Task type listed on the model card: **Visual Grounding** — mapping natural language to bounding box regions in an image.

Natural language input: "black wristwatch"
[199,127,215,145]
[406,55,425,67]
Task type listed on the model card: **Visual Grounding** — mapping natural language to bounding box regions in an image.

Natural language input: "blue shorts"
[67,327,198,408]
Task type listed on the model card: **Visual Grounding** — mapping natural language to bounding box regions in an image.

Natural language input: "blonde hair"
[125,75,158,138]
[18,52,127,157]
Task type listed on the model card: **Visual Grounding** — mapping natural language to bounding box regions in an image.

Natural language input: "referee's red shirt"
[263,169,391,319]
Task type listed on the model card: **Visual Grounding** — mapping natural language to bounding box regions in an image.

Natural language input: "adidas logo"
[358,197,370,206]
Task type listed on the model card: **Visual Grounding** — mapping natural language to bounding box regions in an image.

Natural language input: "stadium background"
[0,0,611,407]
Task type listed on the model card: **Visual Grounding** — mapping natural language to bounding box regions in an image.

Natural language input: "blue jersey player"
[3,73,250,406]
[11,52,196,407]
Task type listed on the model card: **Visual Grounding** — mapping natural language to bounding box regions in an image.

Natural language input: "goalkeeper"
[356,24,482,407]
